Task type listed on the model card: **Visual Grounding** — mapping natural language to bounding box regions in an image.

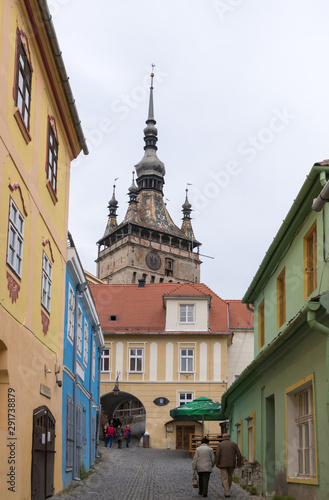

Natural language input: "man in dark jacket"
[216,434,241,498]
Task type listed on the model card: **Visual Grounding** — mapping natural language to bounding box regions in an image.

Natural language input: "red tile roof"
[89,282,253,334]
[226,300,254,329]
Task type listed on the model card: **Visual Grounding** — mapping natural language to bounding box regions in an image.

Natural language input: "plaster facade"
[0,1,86,498]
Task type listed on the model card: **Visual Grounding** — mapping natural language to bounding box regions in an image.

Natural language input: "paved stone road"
[53,439,263,500]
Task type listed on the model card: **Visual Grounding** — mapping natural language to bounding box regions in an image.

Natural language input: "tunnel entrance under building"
[100,391,146,443]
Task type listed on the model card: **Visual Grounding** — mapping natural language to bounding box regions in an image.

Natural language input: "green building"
[221,161,329,500]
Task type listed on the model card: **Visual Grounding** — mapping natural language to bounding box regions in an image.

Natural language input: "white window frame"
[92,339,96,381]
[179,392,193,406]
[77,306,83,356]
[246,413,255,463]
[286,376,317,482]
[7,198,24,277]
[83,319,89,366]
[179,304,195,323]
[101,348,111,373]
[129,348,143,372]
[67,283,75,343]
[41,252,52,313]
[180,348,194,373]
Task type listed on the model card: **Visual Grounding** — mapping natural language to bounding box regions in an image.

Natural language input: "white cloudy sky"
[50,0,329,300]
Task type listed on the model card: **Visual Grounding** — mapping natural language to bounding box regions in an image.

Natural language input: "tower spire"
[135,66,166,192]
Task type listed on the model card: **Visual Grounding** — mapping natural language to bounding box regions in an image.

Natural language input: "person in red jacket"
[105,424,114,448]
[216,434,242,498]
[124,424,132,447]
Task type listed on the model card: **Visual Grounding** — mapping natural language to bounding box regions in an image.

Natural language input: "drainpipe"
[246,303,254,313]
[307,301,329,421]
[73,283,87,481]
[96,346,103,457]
[89,332,95,468]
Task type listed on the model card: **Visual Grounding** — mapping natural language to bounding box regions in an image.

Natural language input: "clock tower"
[96,72,201,284]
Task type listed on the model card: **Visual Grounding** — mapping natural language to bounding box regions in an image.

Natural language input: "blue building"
[62,233,104,488]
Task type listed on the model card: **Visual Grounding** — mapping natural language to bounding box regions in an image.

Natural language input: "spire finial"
[150,63,155,89]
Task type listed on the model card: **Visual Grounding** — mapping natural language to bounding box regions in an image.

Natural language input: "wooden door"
[176,425,195,450]
[31,406,55,500]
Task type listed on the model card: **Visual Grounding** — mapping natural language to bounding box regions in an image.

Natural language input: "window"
[15,36,32,129]
[83,320,89,366]
[101,349,111,373]
[165,258,173,277]
[41,252,52,312]
[129,348,143,372]
[67,284,75,343]
[179,304,194,323]
[246,413,255,463]
[180,348,194,372]
[236,421,243,454]
[77,306,82,355]
[286,375,316,482]
[304,223,317,298]
[47,123,58,193]
[179,392,193,406]
[82,405,87,444]
[277,268,286,329]
[258,299,265,349]
[66,396,74,470]
[7,198,24,277]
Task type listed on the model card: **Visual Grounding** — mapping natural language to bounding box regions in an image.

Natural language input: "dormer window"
[109,315,118,321]
[179,304,194,323]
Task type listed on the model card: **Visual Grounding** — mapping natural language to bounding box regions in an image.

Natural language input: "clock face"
[145,251,161,271]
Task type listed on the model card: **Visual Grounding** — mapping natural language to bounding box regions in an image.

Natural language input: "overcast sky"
[50,0,329,300]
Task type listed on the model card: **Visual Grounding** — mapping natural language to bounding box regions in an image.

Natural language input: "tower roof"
[135,71,165,183]
[98,70,200,249]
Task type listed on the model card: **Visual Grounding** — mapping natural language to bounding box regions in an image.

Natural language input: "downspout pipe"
[72,283,87,481]
[89,332,95,468]
[246,303,254,313]
[72,288,79,481]
[96,347,103,458]
[307,302,329,422]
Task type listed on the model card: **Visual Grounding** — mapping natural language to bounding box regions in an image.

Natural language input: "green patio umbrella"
[170,397,227,435]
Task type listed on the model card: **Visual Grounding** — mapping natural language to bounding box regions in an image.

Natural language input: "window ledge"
[13,107,31,144]
[179,371,196,375]
[46,179,58,205]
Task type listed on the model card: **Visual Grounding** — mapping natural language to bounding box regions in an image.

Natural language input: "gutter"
[36,0,89,155]
[243,163,329,304]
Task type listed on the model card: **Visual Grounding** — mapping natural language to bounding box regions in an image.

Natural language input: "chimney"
[138,279,145,288]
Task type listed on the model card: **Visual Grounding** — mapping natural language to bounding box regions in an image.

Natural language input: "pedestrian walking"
[215,433,242,498]
[105,424,114,448]
[192,437,215,497]
[116,424,123,448]
[124,424,132,447]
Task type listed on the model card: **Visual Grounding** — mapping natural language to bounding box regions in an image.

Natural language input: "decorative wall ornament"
[42,238,55,262]
[41,310,50,335]
[153,397,169,406]
[6,271,20,303]
[8,182,28,216]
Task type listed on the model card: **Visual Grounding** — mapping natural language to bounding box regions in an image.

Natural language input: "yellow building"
[90,282,253,450]
[0,1,87,498]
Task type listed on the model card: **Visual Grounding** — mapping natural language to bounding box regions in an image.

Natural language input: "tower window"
[165,258,174,277]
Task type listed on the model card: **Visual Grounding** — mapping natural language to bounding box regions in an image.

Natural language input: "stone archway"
[100,390,146,442]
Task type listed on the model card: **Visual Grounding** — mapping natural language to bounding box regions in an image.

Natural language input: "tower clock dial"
[145,251,161,271]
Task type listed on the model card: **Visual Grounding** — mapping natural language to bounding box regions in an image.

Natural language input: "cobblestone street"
[53,439,263,500]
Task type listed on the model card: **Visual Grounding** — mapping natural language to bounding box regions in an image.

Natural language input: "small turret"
[181,188,195,241]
